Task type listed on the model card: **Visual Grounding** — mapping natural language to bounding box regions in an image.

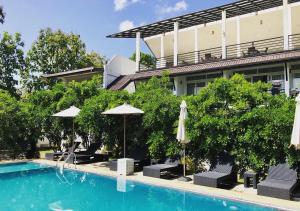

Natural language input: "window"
[187,82,206,95]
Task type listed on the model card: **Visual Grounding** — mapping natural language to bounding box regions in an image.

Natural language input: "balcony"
[139,34,300,72]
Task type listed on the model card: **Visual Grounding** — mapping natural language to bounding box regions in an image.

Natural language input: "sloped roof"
[108,50,300,90]
[42,67,103,79]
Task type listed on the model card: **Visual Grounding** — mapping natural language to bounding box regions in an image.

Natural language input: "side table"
[244,171,259,189]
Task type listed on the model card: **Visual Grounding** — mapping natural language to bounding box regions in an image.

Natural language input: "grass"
[39,150,52,159]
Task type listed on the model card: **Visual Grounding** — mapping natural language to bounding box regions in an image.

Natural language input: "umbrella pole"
[124,115,126,158]
[72,118,75,145]
[183,144,186,177]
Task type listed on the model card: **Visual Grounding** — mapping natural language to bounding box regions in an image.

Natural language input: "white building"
[45,0,300,97]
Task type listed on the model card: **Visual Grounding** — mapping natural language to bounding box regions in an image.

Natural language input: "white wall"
[103,55,136,89]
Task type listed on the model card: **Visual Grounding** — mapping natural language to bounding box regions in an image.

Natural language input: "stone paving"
[30,159,300,211]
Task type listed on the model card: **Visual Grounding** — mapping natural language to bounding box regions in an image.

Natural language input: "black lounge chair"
[143,158,181,178]
[45,141,80,161]
[66,142,103,164]
[194,154,237,188]
[257,163,299,200]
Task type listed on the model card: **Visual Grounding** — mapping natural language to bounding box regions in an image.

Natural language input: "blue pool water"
[0,162,277,211]
[0,162,48,174]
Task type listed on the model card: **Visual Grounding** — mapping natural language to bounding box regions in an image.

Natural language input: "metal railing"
[289,34,300,50]
[226,36,284,59]
[139,34,300,72]
[178,46,223,66]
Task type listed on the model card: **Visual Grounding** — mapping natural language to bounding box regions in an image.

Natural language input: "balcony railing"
[289,33,300,50]
[226,36,284,59]
[139,34,300,72]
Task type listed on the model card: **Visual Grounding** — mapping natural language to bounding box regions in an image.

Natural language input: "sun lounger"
[143,158,181,178]
[257,163,299,200]
[194,154,237,188]
[45,141,80,161]
[65,142,102,164]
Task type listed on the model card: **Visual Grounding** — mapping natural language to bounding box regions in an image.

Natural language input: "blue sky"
[0,0,234,59]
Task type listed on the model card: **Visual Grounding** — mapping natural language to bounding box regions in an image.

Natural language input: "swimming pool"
[0,162,277,211]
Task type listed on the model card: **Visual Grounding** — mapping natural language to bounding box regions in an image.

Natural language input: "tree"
[0,89,38,158]
[24,28,105,91]
[132,73,181,159]
[0,6,5,24]
[130,52,156,69]
[187,74,298,174]
[26,76,103,150]
[0,32,25,97]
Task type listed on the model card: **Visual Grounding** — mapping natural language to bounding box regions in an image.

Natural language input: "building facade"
[107,0,300,96]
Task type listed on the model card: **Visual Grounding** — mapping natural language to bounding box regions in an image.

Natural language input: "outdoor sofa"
[143,158,181,178]
[257,163,299,200]
[194,154,237,188]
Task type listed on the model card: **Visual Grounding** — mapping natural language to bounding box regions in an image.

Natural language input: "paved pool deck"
[28,159,300,211]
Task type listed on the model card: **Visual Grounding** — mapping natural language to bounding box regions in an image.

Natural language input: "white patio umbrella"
[177,100,191,182]
[102,103,144,158]
[53,106,80,144]
[291,94,300,150]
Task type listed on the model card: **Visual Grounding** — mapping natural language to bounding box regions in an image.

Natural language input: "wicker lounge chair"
[257,163,299,200]
[45,141,80,161]
[143,158,181,178]
[194,154,237,188]
[66,142,103,164]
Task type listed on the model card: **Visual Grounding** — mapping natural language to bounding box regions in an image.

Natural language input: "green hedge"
[1,74,299,173]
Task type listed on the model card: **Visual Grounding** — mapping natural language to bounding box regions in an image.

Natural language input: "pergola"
[107,0,299,39]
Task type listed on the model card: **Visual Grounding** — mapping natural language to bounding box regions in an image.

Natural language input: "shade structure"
[53,106,81,144]
[177,100,191,181]
[291,94,300,150]
[102,103,144,158]
[53,106,81,118]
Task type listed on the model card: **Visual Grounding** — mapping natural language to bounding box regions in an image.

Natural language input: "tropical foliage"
[23,28,105,91]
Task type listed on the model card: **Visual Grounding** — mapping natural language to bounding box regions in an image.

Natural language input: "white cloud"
[157,0,188,15]
[119,20,135,31]
[114,0,141,11]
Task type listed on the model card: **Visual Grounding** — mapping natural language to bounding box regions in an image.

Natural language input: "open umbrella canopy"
[102,103,144,158]
[53,106,81,145]
[177,100,190,144]
[53,106,81,118]
[102,103,144,115]
[291,94,300,150]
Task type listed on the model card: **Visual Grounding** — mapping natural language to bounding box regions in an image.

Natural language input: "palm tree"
[0,6,5,24]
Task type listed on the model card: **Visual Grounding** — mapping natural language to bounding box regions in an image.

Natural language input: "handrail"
[56,151,77,170]
[138,34,300,72]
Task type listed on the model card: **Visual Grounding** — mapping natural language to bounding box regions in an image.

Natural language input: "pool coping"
[27,159,300,211]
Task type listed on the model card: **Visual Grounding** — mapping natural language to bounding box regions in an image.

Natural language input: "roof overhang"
[109,50,300,90]
[42,67,103,79]
[107,0,299,39]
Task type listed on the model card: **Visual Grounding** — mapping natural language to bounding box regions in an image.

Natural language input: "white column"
[135,32,141,72]
[284,63,290,96]
[160,35,165,68]
[236,16,241,57]
[222,10,227,59]
[194,27,199,63]
[283,0,292,50]
[174,22,179,66]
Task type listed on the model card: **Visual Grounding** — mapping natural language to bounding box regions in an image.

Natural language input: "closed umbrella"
[291,94,300,150]
[177,100,192,182]
[53,106,80,144]
[102,103,144,158]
